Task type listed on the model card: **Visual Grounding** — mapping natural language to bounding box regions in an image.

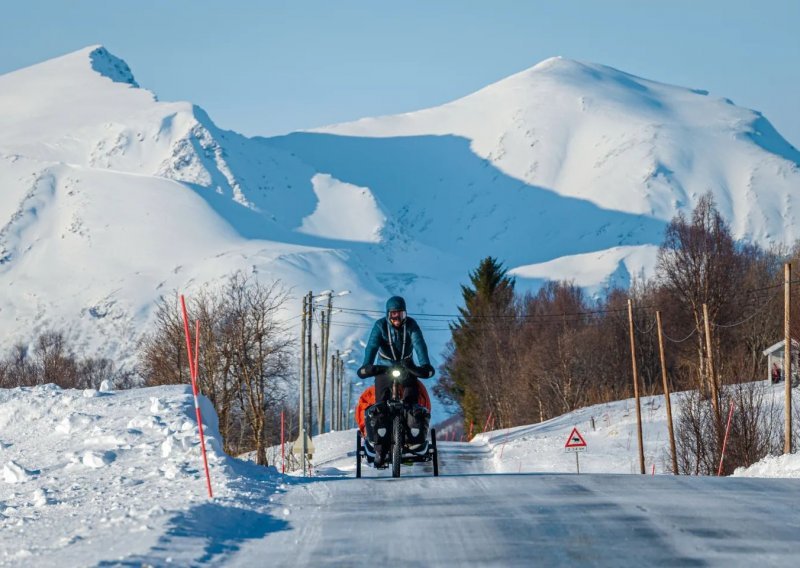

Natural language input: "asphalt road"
[228,443,800,567]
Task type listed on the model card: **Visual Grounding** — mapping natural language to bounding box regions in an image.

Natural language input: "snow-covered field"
[2,381,798,565]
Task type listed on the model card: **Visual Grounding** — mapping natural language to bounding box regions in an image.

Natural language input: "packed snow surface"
[1,380,799,565]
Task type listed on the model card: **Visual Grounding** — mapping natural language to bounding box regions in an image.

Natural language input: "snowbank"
[733,452,800,479]
[0,384,282,566]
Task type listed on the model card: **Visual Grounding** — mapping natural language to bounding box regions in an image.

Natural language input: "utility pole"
[316,312,325,435]
[339,356,346,429]
[333,350,340,430]
[329,352,337,431]
[314,340,321,436]
[627,299,646,474]
[656,311,679,475]
[703,303,720,423]
[318,290,349,433]
[298,294,307,476]
[306,291,314,440]
[345,378,353,430]
[320,300,331,433]
[785,263,793,454]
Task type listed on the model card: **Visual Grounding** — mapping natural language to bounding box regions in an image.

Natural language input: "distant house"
[762,339,800,382]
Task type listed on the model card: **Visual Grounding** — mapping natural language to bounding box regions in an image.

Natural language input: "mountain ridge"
[1,46,798,424]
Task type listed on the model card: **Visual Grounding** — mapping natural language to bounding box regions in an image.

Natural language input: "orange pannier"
[355,380,431,435]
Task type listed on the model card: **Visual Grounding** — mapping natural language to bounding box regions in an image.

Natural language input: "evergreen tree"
[435,257,515,428]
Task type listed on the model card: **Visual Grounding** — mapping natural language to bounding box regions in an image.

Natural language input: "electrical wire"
[661,327,698,344]
[285,275,800,340]
[713,287,783,329]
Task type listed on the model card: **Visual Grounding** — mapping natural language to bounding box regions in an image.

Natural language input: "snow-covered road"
[229,440,800,567]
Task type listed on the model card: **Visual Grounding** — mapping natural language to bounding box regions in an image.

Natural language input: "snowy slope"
[294,381,800,480]
[2,46,800,423]
[0,46,380,372]
[279,57,800,294]
[309,57,800,239]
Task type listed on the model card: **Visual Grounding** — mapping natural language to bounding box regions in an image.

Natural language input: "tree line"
[0,272,295,466]
[3,193,797,473]
[436,194,800,473]
[0,330,134,390]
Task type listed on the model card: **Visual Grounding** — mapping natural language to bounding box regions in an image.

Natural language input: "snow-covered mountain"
[1,46,799,396]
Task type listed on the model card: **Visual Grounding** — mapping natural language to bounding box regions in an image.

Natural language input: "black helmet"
[386,296,407,323]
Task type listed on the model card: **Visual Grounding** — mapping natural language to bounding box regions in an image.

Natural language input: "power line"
[299,274,799,335]
[714,287,783,329]
[661,327,697,344]
[336,304,652,321]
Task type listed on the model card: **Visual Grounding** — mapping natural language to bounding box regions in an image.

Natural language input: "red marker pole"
[180,295,214,498]
[281,410,286,474]
[483,411,493,434]
[717,401,736,477]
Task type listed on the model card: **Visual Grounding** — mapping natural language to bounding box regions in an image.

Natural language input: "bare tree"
[138,271,294,462]
[0,332,127,390]
[657,193,744,407]
[223,273,293,464]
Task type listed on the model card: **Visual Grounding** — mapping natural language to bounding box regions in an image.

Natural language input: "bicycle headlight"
[391,369,401,378]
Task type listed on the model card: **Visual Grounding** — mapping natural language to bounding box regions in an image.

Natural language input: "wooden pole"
[280,409,285,474]
[306,291,314,439]
[338,357,345,429]
[333,350,340,430]
[319,305,328,433]
[330,353,337,430]
[299,294,307,476]
[785,263,793,454]
[314,340,321,436]
[627,299,646,474]
[346,377,353,430]
[703,303,720,422]
[656,311,679,475]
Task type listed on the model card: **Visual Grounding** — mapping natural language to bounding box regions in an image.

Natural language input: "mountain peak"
[4,45,141,88]
[530,55,585,71]
[86,45,139,87]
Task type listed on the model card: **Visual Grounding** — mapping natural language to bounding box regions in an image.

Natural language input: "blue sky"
[2,1,799,146]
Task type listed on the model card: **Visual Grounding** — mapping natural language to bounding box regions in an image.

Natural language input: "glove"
[357,364,375,379]
[418,364,435,379]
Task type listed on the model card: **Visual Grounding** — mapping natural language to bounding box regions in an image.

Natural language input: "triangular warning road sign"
[564,427,587,448]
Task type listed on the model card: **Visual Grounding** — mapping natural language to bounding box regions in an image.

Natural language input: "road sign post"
[564,427,587,474]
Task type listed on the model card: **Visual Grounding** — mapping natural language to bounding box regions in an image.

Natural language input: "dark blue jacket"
[362,316,431,367]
